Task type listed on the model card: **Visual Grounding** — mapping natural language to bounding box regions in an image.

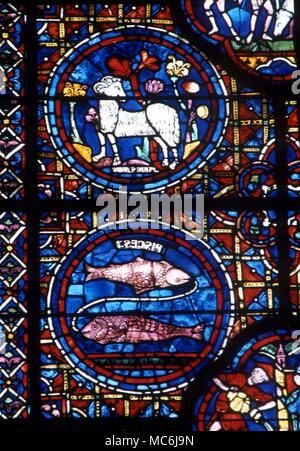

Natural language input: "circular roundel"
[236,162,276,198]
[238,211,277,247]
[47,223,235,393]
[193,329,299,431]
[45,26,229,193]
[181,0,296,83]
[288,161,300,196]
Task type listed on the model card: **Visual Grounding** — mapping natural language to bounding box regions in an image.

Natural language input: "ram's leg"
[154,136,169,168]
[107,133,121,166]
[92,131,107,163]
[169,148,179,171]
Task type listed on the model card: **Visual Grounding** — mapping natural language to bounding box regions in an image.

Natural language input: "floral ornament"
[63,83,88,144]
[145,79,164,94]
[42,404,61,418]
[166,55,191,78]
[137,50,161,72]
[63,82,88,97]
[106,57,132,78]
[38,183,53,198]
[106,51,161,99]
[166,56,196,144]
[85,107,99,125]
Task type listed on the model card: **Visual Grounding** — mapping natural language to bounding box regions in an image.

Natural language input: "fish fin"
[159,260,174,273]
[85,264,97,281]
[134,287,148,294]
[190,325,204,341]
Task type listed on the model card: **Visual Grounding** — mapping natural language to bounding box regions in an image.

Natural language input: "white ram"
[93,76,180,169]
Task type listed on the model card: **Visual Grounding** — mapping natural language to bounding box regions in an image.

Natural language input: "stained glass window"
[0,4,25,199]
[1,0,299,435]
[0,211,28,418]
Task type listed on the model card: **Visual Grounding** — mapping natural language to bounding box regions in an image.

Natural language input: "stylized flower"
[85,107,99,124]
[145,79,164,94]
[105,51,161,101]
[63,82,88,97]
[182,80,200,94]
[166,55,191,78]
[106,57,132,78]
[38,183,53,198]
[42,404,60,418]
[138,50,161,72]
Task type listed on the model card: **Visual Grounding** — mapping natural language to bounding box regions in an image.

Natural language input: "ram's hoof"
[169,159,178,170]
[208,27,218,36]
[112,158,121,167]
[93,154,105,163]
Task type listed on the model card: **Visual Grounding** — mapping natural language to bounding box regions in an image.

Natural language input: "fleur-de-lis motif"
[166,55,191,78]
[63,82,88,97]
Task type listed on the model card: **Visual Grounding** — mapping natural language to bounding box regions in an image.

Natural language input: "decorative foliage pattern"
[0,212,27,313]
[0,101,25,199]
[0,5,25,198]
[0,4,24,97]
[0,316,28,419]
[0,212,27,418]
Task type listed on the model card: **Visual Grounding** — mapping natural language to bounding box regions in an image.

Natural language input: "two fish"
[81,315,203,345]
[85,257,191,294]
[82,258,201,345]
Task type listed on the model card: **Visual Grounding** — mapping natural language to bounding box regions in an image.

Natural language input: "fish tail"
[190,324,203,341]
[85,264,102,281]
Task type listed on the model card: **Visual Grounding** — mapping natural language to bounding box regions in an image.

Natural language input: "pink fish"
[81,315,203,344]
[85,257,191,294]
